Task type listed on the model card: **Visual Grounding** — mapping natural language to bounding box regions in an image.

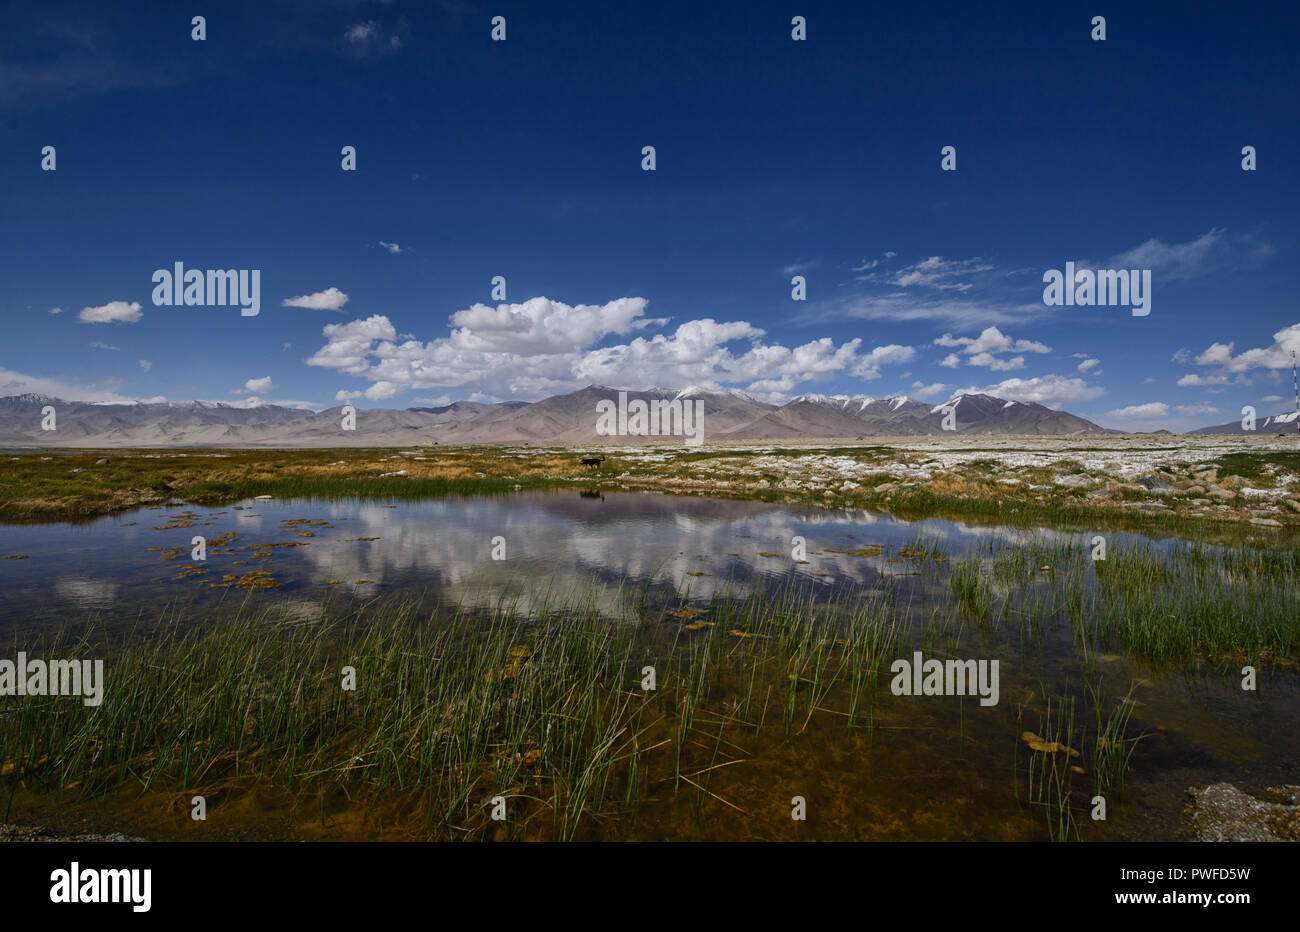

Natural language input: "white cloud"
[1107,402,1170,419]
[1076,358,1100,373]
[48,307,62,315]
[307,315,398,374]
[968,352,1025,371]
[88,341,119,351]
[307,295,911,402]
[827,293,1044,327]
[962,374,1105,407]
[909,381,949,401]
[0,366,146,404]
[1187,323,1300,375]
[1261,395,1285,403]
[78,300,142,323]
[447,296,663,356]
[245,376,273,394]
[850,343,915,380]
[1176,373,1231,387]
[379,241,402,254]
[889,256,994,291]
[1174,404,1218,416]
[336,381,399,401]
[343,19,402,56]
[283,287,349,311]
[935,326,1051,357]
[1101,228,1272,281]
[933,327,1050,372]
[345,22,377,43]
[138,360,152,370]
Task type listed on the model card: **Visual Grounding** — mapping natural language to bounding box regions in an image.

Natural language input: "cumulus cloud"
[1108,402,1170,419]
[48,307,62,315]
[961,374,1105,407]
[1076,358,1100,373]
[448,297,663,356]
[1184,323,1300,376]
[1174,404,1218,416]
[245,376,273,394]
[378,241,402,254]
[935,326,1051,356]
[78,300,141,323]
[283,287,349,311]
[850,343,915,380]
[307,295,913,402]
[931,327,1051,372]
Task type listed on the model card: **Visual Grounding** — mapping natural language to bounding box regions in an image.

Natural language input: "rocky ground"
[1186,784,1300,842]
[579,434,1300,529]
[0,823,146,842]
[5,434,1299,530]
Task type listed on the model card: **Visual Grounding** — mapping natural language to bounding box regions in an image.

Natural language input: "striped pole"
[1294,350,1299,435]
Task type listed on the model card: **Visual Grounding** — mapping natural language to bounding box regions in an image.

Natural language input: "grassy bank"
[2,447,1298,548]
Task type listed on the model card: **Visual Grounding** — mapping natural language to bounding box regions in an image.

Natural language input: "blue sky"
[2,0,1297,430]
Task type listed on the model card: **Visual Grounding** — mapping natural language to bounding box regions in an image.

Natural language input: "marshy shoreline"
[3,436,1299,545]
[3,438,1299,842]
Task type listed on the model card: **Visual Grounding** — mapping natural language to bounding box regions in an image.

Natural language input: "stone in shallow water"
[1187,783,1300,842]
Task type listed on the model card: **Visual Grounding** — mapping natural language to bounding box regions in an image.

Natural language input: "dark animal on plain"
[580,455,605,467]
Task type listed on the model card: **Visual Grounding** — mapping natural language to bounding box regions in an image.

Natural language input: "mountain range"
[1190,410,1300,435]
[0,385,1141,447]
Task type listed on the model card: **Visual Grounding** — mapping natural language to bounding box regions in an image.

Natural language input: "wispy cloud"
[1098,228,1273,281]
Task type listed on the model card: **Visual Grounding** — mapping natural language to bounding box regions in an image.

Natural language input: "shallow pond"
[1,489,1296,841]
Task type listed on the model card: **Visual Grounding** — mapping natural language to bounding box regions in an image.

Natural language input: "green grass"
[0,579,901,840]
[3,529,1296,840]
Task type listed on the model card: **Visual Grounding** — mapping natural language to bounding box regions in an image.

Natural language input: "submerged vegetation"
[3,531,1296,841]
